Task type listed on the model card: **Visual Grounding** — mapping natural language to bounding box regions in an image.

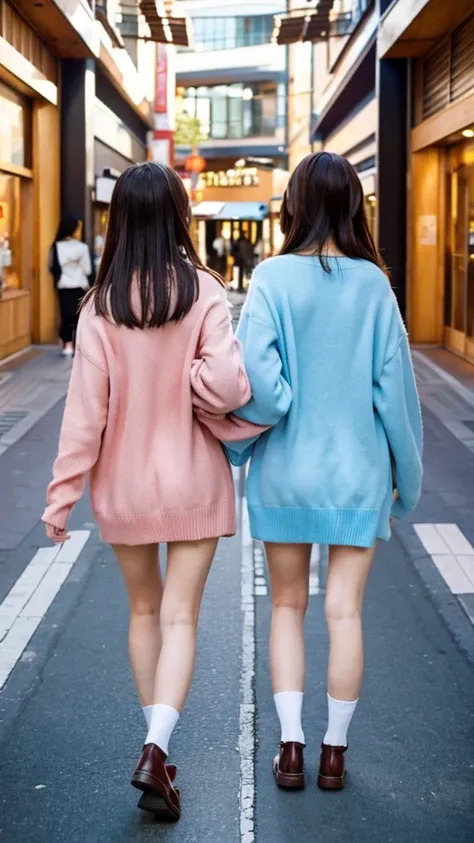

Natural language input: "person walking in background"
[212,231,228,278]
[49,214,93,356]
[232,232,254,291]
[225,152,423,791]
[42,163,256,822]
[254,237,264,266]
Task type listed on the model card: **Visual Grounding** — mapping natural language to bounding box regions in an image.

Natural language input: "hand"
[45,523,71,543]
[393,489,399,502]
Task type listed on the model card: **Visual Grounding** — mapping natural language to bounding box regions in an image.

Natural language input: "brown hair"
[280,151,387,274]
[84,162,223,328]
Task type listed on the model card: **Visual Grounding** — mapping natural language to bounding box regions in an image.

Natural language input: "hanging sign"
[155,44,168,115]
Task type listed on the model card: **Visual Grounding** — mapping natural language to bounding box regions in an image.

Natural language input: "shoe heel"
[138,787,181,819]
[317,773,346,790]
[275,772,305,790]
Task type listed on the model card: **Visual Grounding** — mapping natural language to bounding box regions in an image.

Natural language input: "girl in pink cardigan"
[43,163,255,821]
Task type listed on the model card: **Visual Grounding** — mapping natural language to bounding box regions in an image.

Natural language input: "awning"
[193,201,268,221]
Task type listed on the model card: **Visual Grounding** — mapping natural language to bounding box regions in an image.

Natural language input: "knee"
[325,594,360,624]
[130,596,160,618]
[160,606,197,634]
[272,589,308,614]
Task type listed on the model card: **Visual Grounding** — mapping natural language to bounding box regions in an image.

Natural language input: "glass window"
[0,84,30,168]
[180,83,278,140]
[210,87,228,139]
[190,16,274,51]
[0,173,22,290]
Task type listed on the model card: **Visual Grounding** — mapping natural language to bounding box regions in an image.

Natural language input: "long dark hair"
[85,162,222,328]
[280,151,387,274]
[50,213,81,285]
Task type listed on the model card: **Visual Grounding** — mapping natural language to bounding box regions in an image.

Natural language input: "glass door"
[445,142,474,362]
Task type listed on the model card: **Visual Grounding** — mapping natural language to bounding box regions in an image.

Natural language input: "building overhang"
[176,68,286,87]
[193,201,268,221]
[13,0,99,58]
[311,38,376,141]
[177,141,286,161]
[378,0,474,58]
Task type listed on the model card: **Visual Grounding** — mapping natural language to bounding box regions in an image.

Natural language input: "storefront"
[188,165,289,276]
[444,139,474,361]
[408,10,474,364]
[0,1,60,359]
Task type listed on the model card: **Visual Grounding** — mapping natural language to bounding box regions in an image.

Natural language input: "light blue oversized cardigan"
[225,255,423,547]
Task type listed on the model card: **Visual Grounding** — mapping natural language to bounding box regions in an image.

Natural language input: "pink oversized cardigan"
[43,272,257,545]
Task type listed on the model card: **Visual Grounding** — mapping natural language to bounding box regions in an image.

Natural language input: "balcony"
[176,85,286,159]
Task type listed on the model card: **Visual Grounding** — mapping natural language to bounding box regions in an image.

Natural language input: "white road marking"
[435,524,474,556]
[253,542,268,596]
[309,544,321,595]
[431,556,474,595]
[240,498,255,843]
[415,524,474,595]
[414,524,451,555]
[0,531,90,690]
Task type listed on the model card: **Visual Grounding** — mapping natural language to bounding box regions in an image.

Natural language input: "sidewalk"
[0,347,71,458]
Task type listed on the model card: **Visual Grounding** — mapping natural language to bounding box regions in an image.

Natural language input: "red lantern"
[184,154,206,174]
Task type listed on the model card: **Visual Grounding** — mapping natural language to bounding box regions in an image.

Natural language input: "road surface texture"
[0,344,473,843]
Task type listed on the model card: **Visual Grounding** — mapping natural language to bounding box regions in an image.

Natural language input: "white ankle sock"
[274,691,305,744]
[323,694,358,747]
[143,706,153,729]
[145,704,180,755]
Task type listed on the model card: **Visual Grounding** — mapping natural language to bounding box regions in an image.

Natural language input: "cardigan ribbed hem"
[248,505,382,548]
[94,501,236,545]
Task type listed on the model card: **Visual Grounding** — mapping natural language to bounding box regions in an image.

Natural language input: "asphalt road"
[1,389,474,842]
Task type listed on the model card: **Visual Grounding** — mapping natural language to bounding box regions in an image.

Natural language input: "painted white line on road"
[414,524,474,595]
[240,498,255,843]
[309,544,321,595]
[431,555,474,595]
[0,530,90,690]
[414,524,451,555]
[435,524,474,556]
[253,543,267,596]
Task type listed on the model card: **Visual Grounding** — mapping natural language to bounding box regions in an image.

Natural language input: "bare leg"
[112,543,162,707]
[153,537,218,711]
[325,544,376,701]
[266,543,311,693]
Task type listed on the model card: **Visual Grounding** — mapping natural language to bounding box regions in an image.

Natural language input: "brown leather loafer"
[132,744,181,820]
[273,742,305,790]
[318,743,347,790]
[137,763,177,814]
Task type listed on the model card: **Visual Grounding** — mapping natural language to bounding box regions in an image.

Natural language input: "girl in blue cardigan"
[226,152,423,791]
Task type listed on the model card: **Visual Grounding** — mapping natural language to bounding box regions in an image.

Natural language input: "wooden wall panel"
[409,146,445,343]
[0,290,30,359]
[0,0,58,85]
[32,101,60,345]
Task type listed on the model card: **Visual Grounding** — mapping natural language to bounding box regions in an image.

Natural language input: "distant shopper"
[212,232,227,277]
[224,152,423,792]
[232,232,254,291]
[49,214,92,356]
[42,162,259,822]
[254,238,264,265]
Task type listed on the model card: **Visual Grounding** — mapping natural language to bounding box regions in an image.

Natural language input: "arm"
[234,282,292,427]
[42,313,109,530]
[373,334,423,518]
[191,295,251,414]
[80,244,93,286]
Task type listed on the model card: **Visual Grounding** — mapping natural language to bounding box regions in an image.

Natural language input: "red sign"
[155,44,168,114]
[184,155,206,174]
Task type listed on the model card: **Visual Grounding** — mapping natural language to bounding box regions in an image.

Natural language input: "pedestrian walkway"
[0,347,71,458]
[0,340,473,842]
